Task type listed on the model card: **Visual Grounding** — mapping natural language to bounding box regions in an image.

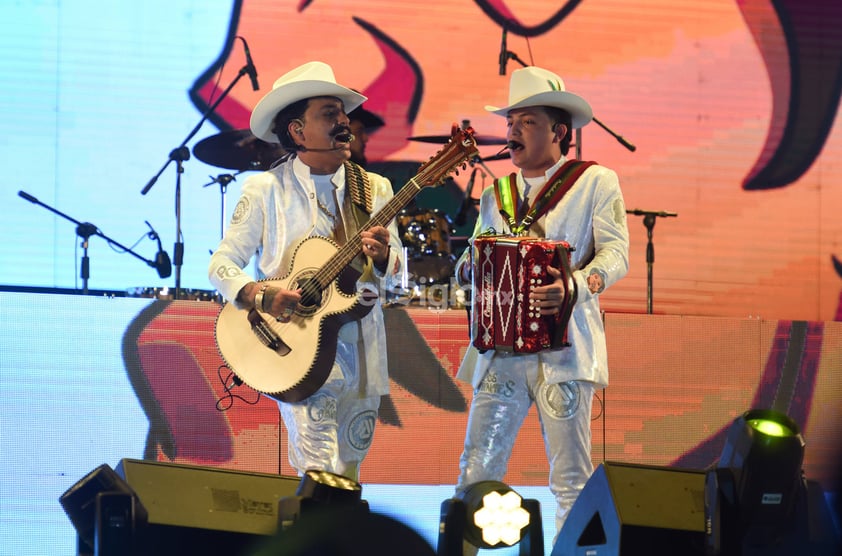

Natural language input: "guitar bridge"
[247,310,291,355]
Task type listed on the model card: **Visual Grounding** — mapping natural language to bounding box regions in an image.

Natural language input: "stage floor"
[1,292,840,554]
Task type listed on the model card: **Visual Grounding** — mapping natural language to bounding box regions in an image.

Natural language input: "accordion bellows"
[471,236,577,353]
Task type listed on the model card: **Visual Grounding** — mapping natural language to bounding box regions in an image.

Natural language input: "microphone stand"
[626,208,678,314]
[140,61,254,299]
[577,117,636,159]
[18,191,166,295]
[592,117,636,152]
[502,50,530,71]
[500,56,637,157]
[203,171,245,240]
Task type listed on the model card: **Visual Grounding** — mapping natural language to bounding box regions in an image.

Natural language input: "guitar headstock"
[415,124,480,188]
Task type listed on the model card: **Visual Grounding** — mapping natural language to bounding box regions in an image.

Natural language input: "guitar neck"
[309,127,478,291]
[312,178,423,288]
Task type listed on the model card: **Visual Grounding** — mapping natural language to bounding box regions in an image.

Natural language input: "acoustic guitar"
[215,126,479,402]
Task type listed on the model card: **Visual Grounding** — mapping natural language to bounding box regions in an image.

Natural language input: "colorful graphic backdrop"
[3,0,841,321]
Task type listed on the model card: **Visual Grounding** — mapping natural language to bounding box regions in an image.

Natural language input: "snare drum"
[397,208,456,284]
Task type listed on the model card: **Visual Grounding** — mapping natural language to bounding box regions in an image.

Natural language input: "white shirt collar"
[291,155,344,191]
[522,155,568,198]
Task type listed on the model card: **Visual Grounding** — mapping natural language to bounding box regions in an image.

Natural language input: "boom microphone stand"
[18,191,171,294]
[626,208,678,314]
[499,49,637,157]
[140,48,255,300]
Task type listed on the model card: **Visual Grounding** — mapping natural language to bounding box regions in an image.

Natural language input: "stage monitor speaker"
[552,461,706,556]
[115,458,300,555]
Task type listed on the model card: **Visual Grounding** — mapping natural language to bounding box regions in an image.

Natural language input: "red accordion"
[471,236,578,353]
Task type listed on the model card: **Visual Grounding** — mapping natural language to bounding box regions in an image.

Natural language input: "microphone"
[239,36,259,91]
[626,208,677,217]
[145,221,172,278]
[487,142,516,160]
[298,130,355,152]
[617,136,637,152]
[18,190,38,203]
[455,167,480,226]
[498,27,508,75]
[299,141,355,153]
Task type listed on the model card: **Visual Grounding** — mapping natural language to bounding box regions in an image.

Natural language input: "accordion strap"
[494,159,597,235]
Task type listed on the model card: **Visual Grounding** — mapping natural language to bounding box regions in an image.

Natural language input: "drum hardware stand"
[203,171,246,239]
[626,208,678,314]
[457,120,499,181]
[140,45,255,300]
[454,166,485,228]
[455,119,496,229]
[469,153,497,181]
[17,190,171,295]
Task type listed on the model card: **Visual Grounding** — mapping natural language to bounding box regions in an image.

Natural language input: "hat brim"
[250,81,367,143]
[485,90,593,129]
[349,106,385,130]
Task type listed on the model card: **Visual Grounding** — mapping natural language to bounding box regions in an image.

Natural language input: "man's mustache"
[330,124,354,143]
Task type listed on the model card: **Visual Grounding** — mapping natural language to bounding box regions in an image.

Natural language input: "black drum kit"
[397,207,456,285]
[191,125,509,290]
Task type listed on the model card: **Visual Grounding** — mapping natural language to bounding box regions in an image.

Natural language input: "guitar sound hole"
[296,277,322,313]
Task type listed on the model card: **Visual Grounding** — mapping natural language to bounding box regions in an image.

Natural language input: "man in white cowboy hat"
[208,61,402,482]
[452,66,629,544]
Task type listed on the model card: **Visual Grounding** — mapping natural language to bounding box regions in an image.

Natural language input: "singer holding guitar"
[208,61,402,482]
[452,66,630,547]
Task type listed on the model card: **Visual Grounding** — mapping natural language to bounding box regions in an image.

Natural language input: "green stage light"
[705,408,840,555]
[746,417,793,438]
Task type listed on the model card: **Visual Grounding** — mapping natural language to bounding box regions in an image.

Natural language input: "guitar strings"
[306,143,473,300]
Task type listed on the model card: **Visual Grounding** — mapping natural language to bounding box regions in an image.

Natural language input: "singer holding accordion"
[452,66,630,544]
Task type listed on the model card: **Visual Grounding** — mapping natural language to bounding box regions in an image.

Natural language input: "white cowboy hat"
[250,61,367,143]
[485,66,593,128]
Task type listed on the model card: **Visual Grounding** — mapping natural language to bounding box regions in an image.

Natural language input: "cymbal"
[407,134,508,146]
[193,129,285,171]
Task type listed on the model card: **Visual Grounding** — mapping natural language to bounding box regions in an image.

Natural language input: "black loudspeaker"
[552,462,706,556]
[115,458,300,555]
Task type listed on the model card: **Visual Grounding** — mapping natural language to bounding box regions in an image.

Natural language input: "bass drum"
[397,208,456,284]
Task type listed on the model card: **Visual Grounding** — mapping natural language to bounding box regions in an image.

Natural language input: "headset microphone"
[298,133,355,152]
